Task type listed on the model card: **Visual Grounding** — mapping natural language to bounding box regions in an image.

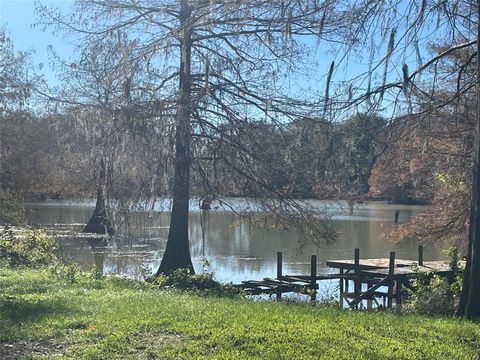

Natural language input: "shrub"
[404,247,462,315]
[49,263,80,284]
[153,268,240,297]
[0,228,57,267]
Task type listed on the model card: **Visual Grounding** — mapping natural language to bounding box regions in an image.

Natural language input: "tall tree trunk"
[156,0,194,275]
[83,157,115,235]
[456,0,480,319]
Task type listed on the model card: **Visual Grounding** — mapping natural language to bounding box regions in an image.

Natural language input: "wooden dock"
[236,246,463,309]
[238,253,320,301]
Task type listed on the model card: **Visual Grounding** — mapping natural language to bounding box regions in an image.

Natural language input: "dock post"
[276,252,283,301]
[277,252,283,279]
[310,255,317,303]
[388,251,395,309]
[418,245,424,266]
[354,248,360,309]
[394,210,400,223]
[339,268,344,308]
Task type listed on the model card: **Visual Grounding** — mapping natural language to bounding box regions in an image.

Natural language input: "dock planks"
[327,259,462,277]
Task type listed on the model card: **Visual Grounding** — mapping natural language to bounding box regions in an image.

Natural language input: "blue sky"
[0,0,75,85]
[0,1,351,91]
[0,0,435,119]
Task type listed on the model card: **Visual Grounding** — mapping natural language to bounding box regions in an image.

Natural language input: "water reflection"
[25,200,441,284]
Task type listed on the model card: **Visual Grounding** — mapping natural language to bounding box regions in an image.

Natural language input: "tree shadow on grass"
[0,296,78,339]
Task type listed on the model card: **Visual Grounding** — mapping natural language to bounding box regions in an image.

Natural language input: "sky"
[0,0,75,86]
[0,0,373,120]
[0,0,441,120]
[0,0,350,90]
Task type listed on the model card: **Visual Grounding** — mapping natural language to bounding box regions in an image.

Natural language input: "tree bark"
[156,0,194,275]
[456,0,480,319]
[83,157,115,235]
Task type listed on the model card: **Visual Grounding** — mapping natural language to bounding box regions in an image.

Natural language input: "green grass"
[1,267,480,359]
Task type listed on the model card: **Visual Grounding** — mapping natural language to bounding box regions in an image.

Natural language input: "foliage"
[435,173,467,193]
[0,228,57,267]
[404,274,459,316]
[49,263,82,285]
[153,268,239,297]
[1,267,480,359]
[0,191,25,225]
[0,27,35,110]
[390,170,469,246]
[404,247,463,316]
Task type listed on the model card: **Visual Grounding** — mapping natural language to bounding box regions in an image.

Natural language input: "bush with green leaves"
[0,228,57,267]
[404,247,462,315]
[153,268,239,297]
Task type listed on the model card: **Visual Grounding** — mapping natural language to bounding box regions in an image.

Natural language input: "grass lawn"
[1,266,480,359]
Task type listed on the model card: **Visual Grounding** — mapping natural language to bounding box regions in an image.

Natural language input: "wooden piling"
[354,248,360,308]
[387,251,395,309]
[310,255,317,302]
[418,245,424,266]
[344,270,349,294]
[394,210,400,223]
[277,252,283,279]
[276,252,283,301]
[339,268,344,307]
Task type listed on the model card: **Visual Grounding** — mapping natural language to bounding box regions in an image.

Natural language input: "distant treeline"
[1,108,470,206]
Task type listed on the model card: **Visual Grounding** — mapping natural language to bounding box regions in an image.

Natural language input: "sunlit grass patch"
[1,266,480,359]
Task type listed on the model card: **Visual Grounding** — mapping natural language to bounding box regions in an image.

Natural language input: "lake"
[25,199,441,288]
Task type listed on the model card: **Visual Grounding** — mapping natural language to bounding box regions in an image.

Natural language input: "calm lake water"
[25,199,442,287]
